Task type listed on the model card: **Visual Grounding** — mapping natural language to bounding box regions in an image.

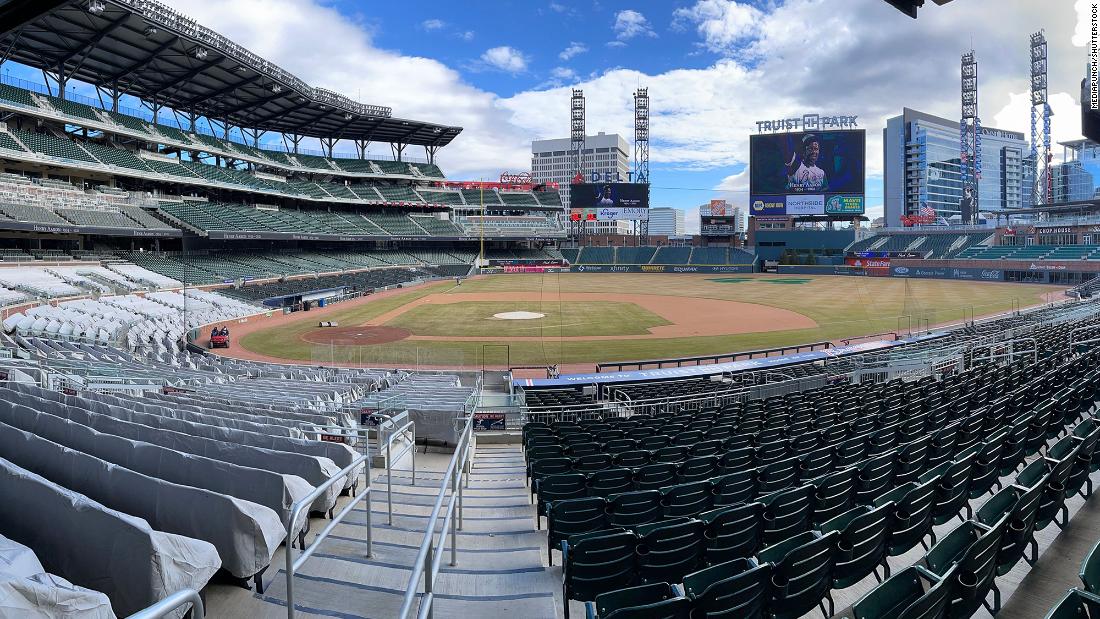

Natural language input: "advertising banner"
[890,266,1004,281]
[749,196,787,217]
[786,195,825,216]
[569,265,754,274]
[596,207,650,221]
[825,195,865,214]
[472,412,505,431]
[708,199,728,216]
[845,257,890,270]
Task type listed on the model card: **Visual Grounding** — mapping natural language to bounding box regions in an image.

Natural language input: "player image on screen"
[785,134,827,192]
[597,185,615,206]
[749,130,864,198]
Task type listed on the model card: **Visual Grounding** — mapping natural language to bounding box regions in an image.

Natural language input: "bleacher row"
[219,264,467,302]
[845,230,1100,264]
[2,289,258,355]
[0,81,445,180]
[0,125,563,213]
[0,262,179,299]
[845,232,993,259]
[559,246,756,266]
[122,248,477,286]
[526,342,1100,618]
[0,373,366,616]
[957,244,1100,261]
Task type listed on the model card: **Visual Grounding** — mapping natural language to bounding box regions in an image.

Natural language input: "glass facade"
[885,109,1031,226]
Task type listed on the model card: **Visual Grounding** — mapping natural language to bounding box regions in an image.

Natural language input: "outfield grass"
[240,273,1064,367]
[386,300,669,337]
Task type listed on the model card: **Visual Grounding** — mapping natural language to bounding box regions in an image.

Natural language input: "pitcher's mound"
[493,311,545,320]
[301,325,411,345]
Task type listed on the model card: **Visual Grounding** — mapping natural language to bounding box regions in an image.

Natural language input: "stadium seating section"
[563,246,756,265]
[0,83,455,184]
[524,322,1100,618]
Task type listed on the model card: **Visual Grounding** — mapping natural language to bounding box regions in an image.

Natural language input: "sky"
[3,0,1093,231]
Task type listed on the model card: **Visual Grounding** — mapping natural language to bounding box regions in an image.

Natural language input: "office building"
[531,132,631,209]
[883,108,1031,226]
[648,207,685,236]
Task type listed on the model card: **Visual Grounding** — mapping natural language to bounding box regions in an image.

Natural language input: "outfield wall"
[776,264,1005,281]
[480,264,756,274]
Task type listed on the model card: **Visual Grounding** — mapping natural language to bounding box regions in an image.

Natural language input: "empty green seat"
[586,582,690,619]
[563,531,640,619]
[757,530,839,619]
[607,491,663,529]
[759,484,815,547]
[976,482,1042,576]
[588,468,635,499]
[844,564,955,619]
[819,502,893,590]
[698,502,763,565]
[546,497,610,566]
[1044,589,1100,619]
[635,519,705,585]
[683,558,769,619]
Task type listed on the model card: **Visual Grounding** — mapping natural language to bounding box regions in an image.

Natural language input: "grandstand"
[560,245,756,266]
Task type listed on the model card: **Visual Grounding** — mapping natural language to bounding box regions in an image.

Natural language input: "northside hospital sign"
[756,114,859,133]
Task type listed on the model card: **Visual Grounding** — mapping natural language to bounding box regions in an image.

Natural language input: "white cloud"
[1073,0,1095,46]
[673,0,762,53]
[613,10,657,42]
[480,46,529,74]
[153,0,1085,211]
[551,67,578,80]
[458,30,475,42]
[682,205,702,234]
[421,19,445,31]
[156,0,529,179]
[559,42,588,61]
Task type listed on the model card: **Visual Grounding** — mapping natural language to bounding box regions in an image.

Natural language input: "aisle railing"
[125,588,204,619]
[284,454,372,619]
[397,414,473,619]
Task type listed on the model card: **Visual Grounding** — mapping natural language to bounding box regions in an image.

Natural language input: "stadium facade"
[883,107,1031,226]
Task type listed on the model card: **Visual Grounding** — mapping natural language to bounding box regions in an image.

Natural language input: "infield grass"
[386,301,670,337]
[239,273,1064,367]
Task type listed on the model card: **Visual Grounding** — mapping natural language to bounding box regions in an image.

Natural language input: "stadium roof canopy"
[0,0,462,147]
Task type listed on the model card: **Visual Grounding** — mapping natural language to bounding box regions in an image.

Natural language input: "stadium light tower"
[1030,31,1052,206]
[570,89,585,178]
[570,89,586,242]
[960,50,980,224]
[634,88,650,244]
[633,88,650,184]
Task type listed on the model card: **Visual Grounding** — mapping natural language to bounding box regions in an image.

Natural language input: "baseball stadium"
[3,1,1100,619]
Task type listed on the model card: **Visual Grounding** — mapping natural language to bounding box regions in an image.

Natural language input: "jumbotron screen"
[750,130,866,196]
[570,183,650,210]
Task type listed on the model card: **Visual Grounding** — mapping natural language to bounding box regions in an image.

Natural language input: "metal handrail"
[285,454,372,619]
[383,419,417,524]
[398,414,474,619]
[125,588,204,619]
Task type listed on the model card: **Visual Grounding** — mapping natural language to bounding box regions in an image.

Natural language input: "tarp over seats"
[0,422,285,580]
[0,400,312,539]
[0,534,116,619]
[0,456,220,617]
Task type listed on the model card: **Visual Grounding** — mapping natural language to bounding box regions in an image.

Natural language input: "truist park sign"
[756,114,859,133]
